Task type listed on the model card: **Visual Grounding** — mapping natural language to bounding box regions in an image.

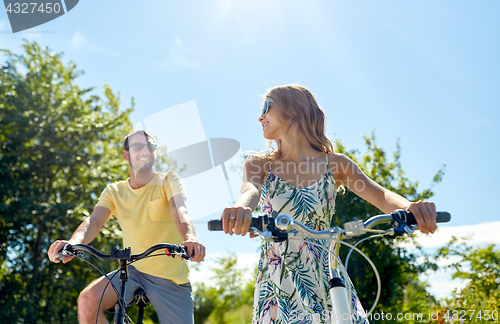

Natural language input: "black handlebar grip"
[405,211,451,225]
[208,219,224,231]
[207,217,266,231]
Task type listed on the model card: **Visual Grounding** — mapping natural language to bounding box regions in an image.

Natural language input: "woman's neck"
[279,133,324,163]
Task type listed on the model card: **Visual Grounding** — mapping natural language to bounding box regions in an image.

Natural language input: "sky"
[1,0,499,300]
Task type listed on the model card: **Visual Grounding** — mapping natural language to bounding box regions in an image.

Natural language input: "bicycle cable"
[87,253,121,324]
[66,247,189,324]
[71,253,127,322]
[288,233,382,322]
[344,234,385,271]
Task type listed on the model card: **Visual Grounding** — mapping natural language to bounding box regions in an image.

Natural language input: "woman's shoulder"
[244,153,269,171]
[242,154,269,184]
[327,152,352,164]
[327,153,357,176]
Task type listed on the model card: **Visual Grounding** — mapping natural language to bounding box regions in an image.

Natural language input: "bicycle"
[55,243,191,324]
[208,209,451,324]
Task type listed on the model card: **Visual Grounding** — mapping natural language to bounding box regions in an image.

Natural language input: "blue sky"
[1,0,499,298]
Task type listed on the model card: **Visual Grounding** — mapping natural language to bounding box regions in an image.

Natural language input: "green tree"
[334,133,444,322]
[431,238,500,323]
[198,134,445,323]
[0,41,133,323]
[193,254,254,324]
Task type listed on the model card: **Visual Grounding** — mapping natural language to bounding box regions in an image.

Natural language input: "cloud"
[399,221,500,249]
[473,116,492,126]
[70,30,86,51]
[190,252,260,287]
[69,30,114,57]
[400,222,500,299]
[190,222,499,299]
[160,36,201,70]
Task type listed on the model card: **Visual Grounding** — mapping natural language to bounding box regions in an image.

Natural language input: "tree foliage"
[193,254,254,324]
[195,134,446,323]
[429,238,500,323]
[0,41,133,323]
[333,133,445,321]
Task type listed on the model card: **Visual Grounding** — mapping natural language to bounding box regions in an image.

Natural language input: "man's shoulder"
[103,179,130,192]
[156,170,177,182]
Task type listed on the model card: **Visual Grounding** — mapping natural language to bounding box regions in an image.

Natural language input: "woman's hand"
[405,201,437,234]
[221,206,253,236]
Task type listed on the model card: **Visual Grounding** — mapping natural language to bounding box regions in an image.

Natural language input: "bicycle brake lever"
[251,227,272,240]
[55,246,80,262]
[175,246,192,260]
[387,222,415,237]
[54,251,67,262]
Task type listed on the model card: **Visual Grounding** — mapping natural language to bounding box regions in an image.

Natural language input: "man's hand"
[47,240,75,264]
[181,241,205,262]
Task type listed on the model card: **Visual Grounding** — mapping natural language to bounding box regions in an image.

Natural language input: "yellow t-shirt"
[96,171,189,284]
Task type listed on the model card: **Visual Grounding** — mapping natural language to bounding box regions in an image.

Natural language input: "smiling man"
[47,130,205,324]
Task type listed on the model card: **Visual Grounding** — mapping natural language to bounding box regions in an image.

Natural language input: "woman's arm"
[222,155,267,236]
[330,153,437,234]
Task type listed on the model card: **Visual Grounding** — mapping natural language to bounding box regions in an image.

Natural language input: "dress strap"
[267,159,272,172]
[325,154,329,173]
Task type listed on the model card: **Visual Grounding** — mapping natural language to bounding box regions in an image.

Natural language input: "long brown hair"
[260,84,334,160]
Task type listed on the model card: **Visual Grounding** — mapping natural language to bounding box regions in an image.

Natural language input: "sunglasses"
[128,142,157,152]
[261,98,275,117]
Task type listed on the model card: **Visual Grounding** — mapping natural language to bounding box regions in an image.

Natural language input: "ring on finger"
[229,216,236,221]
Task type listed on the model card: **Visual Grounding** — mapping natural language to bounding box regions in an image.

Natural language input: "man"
[47,130,205,324]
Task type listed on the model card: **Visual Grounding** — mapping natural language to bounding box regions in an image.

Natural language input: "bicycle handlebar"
[207,210,451,239]
[55,243,191,262]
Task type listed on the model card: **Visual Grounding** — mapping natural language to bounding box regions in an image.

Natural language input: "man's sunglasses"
[128,143,157,152]
[261,98,275,117]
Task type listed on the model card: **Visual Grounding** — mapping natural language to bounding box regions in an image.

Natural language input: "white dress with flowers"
[252,156,369,324]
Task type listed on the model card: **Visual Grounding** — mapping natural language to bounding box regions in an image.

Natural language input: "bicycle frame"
[56,243,190,324]
[257,215,375,324]
[210,210,451,324]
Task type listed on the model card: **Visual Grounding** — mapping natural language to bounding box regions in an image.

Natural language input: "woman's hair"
[258,84,334,160]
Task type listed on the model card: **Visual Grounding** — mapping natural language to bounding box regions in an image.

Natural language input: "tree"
[193,254,254,324]
[430,238,500,323]
[334,133,445,322]
[0,41,133,323]
[197,133,445,323]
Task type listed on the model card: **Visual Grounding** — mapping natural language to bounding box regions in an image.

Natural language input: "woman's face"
[258,97,285,140]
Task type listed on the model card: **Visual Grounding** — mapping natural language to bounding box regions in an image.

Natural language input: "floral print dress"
[252,155,369,324]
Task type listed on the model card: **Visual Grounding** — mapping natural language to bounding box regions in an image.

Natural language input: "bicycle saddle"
[130,288,150,308]
[105,288,150,313]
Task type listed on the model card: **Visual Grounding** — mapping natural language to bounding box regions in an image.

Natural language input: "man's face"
[125,134,155,174]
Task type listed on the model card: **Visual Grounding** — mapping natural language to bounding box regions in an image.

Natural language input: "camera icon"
[132,100,243,221]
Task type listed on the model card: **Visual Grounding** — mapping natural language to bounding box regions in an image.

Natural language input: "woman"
[222,84,437,324]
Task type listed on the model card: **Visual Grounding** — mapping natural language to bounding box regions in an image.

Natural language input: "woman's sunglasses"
[129,143,157,152]
[261,98,275,117]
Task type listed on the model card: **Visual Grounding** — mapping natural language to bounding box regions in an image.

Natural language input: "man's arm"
[169,194,205,263]
[47,206,111,263]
